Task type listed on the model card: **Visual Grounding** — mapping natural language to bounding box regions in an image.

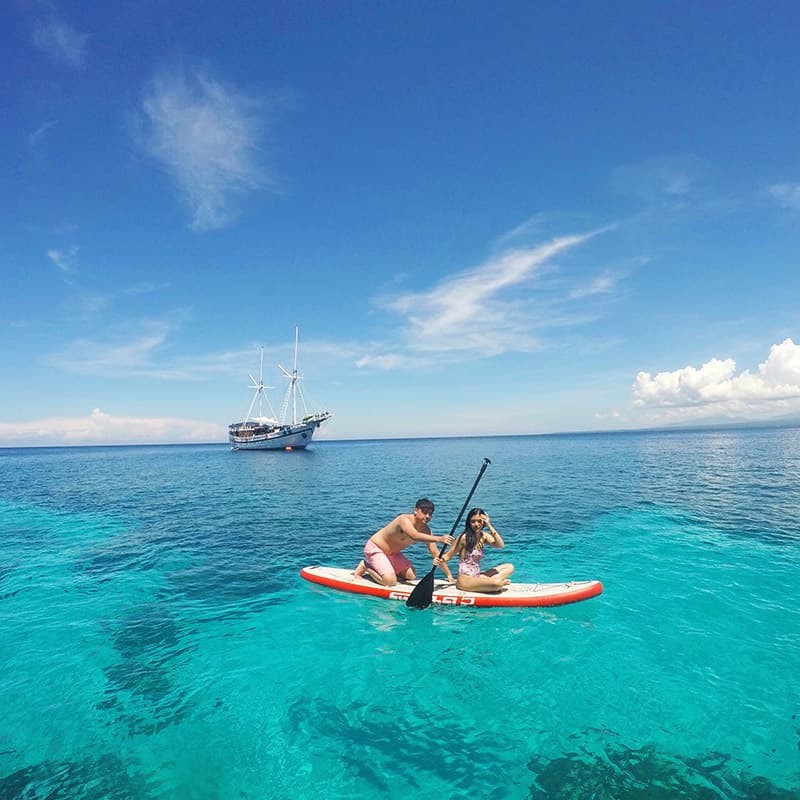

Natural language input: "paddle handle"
[435,457,491,559]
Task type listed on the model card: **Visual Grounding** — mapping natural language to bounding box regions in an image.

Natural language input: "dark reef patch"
[77,530,160,579]
[165,561,290,623]
[0,753,152,800]
[99,602,197,736]
[528,740,798,799]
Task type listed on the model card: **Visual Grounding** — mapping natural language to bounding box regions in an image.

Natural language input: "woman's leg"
[456,573,507,593]
[484,562,514,581]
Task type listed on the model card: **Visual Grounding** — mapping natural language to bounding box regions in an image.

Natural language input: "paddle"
[405,457,491,609]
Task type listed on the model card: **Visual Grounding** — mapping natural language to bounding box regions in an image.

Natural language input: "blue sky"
[3,1,800,446]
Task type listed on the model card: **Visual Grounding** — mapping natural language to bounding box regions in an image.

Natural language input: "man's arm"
[400,516,452,545]
[428,540,455,582]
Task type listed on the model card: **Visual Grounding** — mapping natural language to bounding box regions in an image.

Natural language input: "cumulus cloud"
[633,339,800,419]
[32,17,88,68]
[361,230,605,368]
[137,65,269,231]
[0,409,223,447]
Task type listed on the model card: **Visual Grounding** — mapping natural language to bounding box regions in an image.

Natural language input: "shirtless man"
[353,498,454,587]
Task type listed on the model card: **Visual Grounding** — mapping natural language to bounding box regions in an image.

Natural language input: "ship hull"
[229,420,325,450]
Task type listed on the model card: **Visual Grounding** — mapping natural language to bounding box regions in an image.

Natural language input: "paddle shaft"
[405,457,491,608]
[435,456,491,559]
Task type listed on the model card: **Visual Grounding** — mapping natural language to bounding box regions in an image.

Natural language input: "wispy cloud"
[632,338,800,421]
[44,315,263,381]
[0,409,223,447]
[355,353,434,370]
[568,269,620,300]
[137,65,269,231]
[47,245,79,274]
[612,155,708,204]
[360,229,608,368]
[64,294,110,317]
[494,213,549,247]
[29,120,58,149]
[61,282,170,321]
[32,16,88,69]
[122,281,172,296]
[45,319,173,375]
[768,183,800,212]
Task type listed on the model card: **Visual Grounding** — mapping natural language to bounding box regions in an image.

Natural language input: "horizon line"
[2,419,799,450]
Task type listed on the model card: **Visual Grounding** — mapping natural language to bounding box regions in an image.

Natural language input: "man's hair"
[415,498,434,513]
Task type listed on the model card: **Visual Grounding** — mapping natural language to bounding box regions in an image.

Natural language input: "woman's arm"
[482,514,504,548]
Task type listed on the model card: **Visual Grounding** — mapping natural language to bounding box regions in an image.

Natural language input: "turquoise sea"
[0,429,799,799]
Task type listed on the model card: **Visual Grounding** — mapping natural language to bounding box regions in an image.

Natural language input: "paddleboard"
[300,566,603,608]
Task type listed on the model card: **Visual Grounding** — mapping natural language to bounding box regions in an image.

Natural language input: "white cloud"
[44,318,267,381]
[0,409,223,447]
[32,17,88,69]
[768,183,800,212]
[361,230,606,367]
[138,65,268,231]
[61,283,170,321]
[494,213,549,247]
[594,409,622,420]
[29,120,58,148]
[122,281,172,296]
[65,294,111,317]
[47,245,79,274]
[45,320,173,375]
[612,155,707,202]
[758,338,800,385]
[355,353,433,370]
[568,270,620,300]
[633,339,800,419]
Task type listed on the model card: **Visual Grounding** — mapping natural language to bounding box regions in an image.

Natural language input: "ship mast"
[244,347,277,422]
[278,326,301,425]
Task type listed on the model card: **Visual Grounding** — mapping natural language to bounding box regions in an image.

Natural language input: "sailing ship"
[228,327,331,451]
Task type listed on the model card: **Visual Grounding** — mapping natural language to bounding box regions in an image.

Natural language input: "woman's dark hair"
[463,507,485,551]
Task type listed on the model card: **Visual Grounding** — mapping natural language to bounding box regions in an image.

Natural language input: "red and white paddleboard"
[300,565,603,608]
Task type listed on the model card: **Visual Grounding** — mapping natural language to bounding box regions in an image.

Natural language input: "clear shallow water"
[0,430,798,799]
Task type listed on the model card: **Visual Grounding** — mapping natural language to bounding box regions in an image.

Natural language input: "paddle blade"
[405,567,436,609]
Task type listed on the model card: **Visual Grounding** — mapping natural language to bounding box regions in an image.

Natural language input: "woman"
[437,508,514,592]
